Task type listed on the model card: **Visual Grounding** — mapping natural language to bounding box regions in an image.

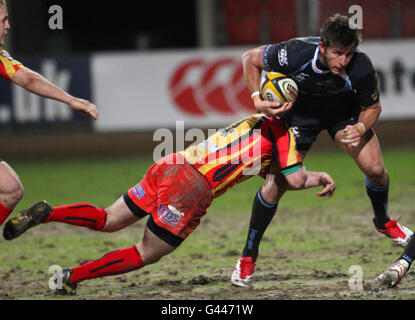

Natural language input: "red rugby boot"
[374,217,413,248]
[231,256,255,287]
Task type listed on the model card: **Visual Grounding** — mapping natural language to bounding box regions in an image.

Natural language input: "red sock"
[0,202,12,226]
[70,246,144,284]
[44,203,107,231]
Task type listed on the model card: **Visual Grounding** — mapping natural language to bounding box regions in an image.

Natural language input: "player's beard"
[323,52,341,75]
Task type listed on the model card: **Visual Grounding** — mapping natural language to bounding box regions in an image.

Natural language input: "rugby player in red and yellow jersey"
[0,0,98,227]
[3,113,335,294]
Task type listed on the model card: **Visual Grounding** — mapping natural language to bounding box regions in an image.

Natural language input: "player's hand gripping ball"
[260,72,298,104]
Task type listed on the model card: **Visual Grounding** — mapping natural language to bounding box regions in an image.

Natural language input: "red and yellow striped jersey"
[0,49,24,80]
[180,114,301,198]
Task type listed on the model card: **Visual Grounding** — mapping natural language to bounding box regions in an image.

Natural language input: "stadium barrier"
[0,40,414,158]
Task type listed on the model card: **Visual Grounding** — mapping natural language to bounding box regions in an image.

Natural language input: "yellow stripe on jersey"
[0,50,24,79]
[286,128,298,166]
[212,154,262,196]
[181,114,264,165]
[196,136,261,176]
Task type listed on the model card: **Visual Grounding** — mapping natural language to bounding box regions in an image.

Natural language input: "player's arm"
[11,67,98,120]
[284,167,336,197]
[266,161,335,197]
[242,46,293,117]
[341,54,381,147]
[341,101,382,147]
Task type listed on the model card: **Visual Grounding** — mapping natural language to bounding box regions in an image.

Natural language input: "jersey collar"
[312,47,330,74]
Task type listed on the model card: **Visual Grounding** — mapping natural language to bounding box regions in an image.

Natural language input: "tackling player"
[231,14,412,287]
[0,0,98,227]
[3,113,335,294]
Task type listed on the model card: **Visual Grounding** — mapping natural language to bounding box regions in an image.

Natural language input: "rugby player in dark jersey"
[231,14,412,287]
[0,0,98,228]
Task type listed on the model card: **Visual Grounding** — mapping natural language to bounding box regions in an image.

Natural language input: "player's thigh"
[335,129,387,178]
[0,161,24,194]
[137,225,177,265]
[102,196,140,232]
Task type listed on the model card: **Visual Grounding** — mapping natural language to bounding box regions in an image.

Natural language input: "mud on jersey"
[0,49,24,80]
[263,37,380,108]
[180,114,301,198]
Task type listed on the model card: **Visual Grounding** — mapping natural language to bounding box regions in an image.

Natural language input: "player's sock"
[399,234,415,267]
[69,246,144,284]
[43,203,107,231]
[242,189,278,263]
[0,202,12,226]
[365,176,391,228]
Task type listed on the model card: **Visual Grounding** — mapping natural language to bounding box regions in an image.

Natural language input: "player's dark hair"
[320,14,362,48]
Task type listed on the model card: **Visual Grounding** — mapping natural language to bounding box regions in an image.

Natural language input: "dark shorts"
[281,102,362,151]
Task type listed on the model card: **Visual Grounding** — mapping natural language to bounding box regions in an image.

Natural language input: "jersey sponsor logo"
[157,205,184,226]
[278,48,288,66]
[132,184,146,200]
[290,126,300,140]
[293,72,310,82]
[169,58,256,116]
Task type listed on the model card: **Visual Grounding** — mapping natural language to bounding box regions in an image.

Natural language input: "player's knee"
[1,180,24,208]
[137,246,165,265]
[101,211,123,233]
[365,162,387,180]
[261,174,287,202]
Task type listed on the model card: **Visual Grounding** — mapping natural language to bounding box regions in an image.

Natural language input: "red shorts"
[125,153,213,241]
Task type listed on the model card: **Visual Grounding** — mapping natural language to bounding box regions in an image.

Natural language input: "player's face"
[318,43,355,75]
[0,5,10,46]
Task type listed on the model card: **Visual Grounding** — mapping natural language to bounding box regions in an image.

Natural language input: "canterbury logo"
[169,58,256,116]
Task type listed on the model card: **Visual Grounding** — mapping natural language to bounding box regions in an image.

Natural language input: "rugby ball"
[260,72,298,104]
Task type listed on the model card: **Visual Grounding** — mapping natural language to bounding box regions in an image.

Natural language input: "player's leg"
[3,194,144,240]
[231,119,311,287]
[3,159,159,241]
[56,223,178,295]
[334,129,412,246]
[55,154,212,294]
[376,235,415,288]
[0,161,24,225]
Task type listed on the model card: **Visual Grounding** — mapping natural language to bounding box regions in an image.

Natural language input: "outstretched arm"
[11,67,98,120]
[299,170,336,198]
[284,167,336,198]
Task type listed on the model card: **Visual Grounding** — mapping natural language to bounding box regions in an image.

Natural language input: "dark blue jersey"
[262,37,380,109]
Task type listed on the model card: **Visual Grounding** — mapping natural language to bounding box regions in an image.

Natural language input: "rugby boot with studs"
[374,217,413,248]
[55,268,77,295]
[3,201,53,240]
[231,256,256,287]
[376,259,410,288]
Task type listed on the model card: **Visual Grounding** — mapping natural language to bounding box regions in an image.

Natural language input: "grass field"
[0,148,414,300]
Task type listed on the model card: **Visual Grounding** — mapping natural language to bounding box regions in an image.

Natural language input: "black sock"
[365,176,390,228]
[399,235,415,267]
[242,189,278,263]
